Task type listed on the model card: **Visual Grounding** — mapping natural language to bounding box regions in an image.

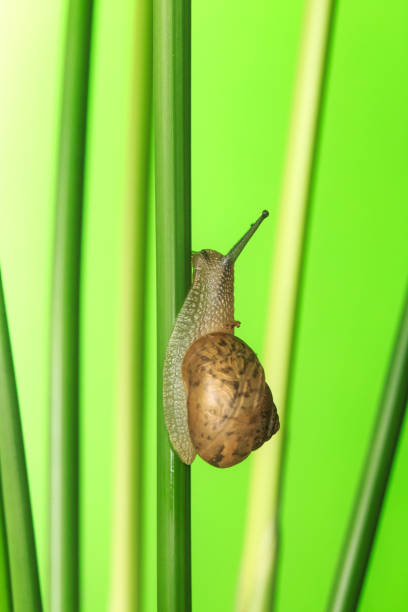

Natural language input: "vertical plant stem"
[50,1,93,610]
[0,475,12,612]
[328,290,408,612]
[108,1,152,610]
[0,273,42,611]
[154,0,191,610]
[236,1,336,610]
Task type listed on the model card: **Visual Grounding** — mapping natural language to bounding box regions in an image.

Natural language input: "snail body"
[163,210,279,467]
[162,249,235,465]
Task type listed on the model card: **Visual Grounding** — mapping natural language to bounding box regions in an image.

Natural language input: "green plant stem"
[0,272,42,611]
[50,1,93,610]
[0,474,12,612]
[154,0,191,610]
[328,289,408,612]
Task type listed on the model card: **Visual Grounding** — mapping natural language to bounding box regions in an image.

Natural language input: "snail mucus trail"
[163,210,279,467]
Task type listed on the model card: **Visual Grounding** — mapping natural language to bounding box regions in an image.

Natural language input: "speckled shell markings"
[182,332,279,468]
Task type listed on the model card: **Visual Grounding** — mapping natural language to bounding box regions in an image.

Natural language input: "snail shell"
[182,332,279,468]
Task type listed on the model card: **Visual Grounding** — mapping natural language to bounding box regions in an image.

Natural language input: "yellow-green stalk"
[108,1,152,610]
[236,1,336,610]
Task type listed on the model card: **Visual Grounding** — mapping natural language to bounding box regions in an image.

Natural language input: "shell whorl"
[182,333,279,468]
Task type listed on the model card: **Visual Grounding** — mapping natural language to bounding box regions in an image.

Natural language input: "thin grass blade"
[0,475,12,612]
[236,1,337,610]
[328,289,408,611]
[154,0,191,609]
[50,1,93,610]
[0,273,42,611]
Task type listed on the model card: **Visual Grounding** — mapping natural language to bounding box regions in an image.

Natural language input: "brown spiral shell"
[181,332,279,468]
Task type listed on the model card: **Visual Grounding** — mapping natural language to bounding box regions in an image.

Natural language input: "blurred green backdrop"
[1,0,407,611]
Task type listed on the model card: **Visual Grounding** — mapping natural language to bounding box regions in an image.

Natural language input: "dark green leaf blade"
[328,288,408,612]
[154,0,192,609]
[0,272,42,611]
[0,474,12,612]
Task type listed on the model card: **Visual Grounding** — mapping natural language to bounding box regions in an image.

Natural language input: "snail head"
[192,210,269,278]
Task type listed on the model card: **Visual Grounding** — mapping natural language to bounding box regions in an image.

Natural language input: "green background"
[1,0,407,611]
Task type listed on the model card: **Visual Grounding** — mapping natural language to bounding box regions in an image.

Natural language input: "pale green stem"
[108,1,152,611]
[50,0,93,609]
[236,1,336,610]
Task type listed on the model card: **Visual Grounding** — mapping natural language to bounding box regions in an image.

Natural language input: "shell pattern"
[182,332,279,468]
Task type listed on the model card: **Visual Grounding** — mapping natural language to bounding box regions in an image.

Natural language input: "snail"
[163,210,279,467]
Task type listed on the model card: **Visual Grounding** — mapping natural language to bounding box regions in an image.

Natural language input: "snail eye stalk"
[224,210,269,264]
